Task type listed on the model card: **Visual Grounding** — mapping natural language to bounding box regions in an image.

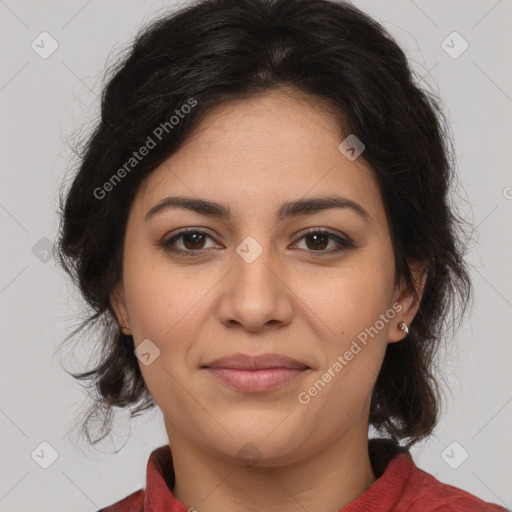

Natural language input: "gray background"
[0,0,511,510]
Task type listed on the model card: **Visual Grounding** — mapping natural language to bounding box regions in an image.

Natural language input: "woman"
[56,0,507,510]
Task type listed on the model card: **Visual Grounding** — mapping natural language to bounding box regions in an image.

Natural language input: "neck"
[166,423,376,512]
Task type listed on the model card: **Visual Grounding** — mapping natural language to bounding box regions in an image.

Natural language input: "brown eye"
[293,230,354,254]
[179,232,207,250]
[161,229,219,254]
[303,232,330,251]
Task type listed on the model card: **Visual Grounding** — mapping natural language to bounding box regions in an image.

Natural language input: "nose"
[215,238,294,333]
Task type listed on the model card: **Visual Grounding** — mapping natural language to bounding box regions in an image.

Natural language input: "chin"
[198,420,311,468]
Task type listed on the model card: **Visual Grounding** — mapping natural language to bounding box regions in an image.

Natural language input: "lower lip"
[206,368,307,392]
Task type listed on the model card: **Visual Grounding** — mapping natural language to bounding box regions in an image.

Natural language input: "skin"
[111,87,425,512]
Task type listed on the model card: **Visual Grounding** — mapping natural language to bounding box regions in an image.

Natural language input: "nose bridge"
[216,233,292,330]
[233,234,278,299]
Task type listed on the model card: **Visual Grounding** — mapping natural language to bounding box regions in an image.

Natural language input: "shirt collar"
[143,439,413,512]
[143,444,188,511]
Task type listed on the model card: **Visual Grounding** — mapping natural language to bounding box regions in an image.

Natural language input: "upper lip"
[202,353,309,370]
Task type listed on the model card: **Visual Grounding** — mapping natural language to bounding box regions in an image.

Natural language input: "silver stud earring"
[398,322,409,335]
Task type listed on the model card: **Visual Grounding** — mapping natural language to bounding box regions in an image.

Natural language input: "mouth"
[201,353,310,393]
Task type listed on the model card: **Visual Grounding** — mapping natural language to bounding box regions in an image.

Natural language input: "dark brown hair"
[56,0,471,449]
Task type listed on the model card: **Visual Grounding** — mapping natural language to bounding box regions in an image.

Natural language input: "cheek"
[293,251,396,400]
[123,244,199,337]
[295,275,394,435]
[123,261,199,416]
[122,245,217,390]
[294,257,395,340]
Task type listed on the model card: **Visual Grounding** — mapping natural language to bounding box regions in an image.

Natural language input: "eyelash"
[160,228,355,257]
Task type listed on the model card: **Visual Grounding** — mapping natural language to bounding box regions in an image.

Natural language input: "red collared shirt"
[98,440,508,511]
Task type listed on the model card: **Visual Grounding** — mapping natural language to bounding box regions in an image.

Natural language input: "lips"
[202,353,310,392]
[202,353,309,371]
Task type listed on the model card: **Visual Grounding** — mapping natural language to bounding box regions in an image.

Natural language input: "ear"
[388,261,427,343]
[110,282,131,334]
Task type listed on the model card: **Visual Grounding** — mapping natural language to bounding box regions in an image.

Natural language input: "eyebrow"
[144,195,370,223]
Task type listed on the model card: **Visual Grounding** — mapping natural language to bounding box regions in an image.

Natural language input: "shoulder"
[97,489,145,512]
[402,460,507,511]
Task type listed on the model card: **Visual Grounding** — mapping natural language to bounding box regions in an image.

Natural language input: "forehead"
[133,88,382,222]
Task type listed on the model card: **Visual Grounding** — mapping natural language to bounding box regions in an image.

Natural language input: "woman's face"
[113,88,418,466]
